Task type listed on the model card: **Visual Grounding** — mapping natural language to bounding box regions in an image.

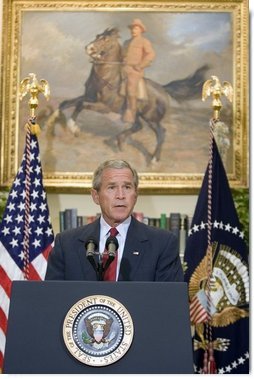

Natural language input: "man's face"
[131,25,142,37]
[91,168,138,226]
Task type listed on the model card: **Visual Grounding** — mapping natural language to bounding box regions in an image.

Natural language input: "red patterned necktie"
[103,227,118,281]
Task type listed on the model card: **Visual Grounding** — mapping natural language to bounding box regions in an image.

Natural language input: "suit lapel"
[76,219,101,279]
[119,217,148,281]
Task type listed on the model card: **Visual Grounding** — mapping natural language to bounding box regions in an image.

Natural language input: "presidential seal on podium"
[63,295,134,366]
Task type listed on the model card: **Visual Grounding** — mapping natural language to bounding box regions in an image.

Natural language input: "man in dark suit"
[45,160,183,281]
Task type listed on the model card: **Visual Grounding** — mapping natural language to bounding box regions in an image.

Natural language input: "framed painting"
[0,0,249,193]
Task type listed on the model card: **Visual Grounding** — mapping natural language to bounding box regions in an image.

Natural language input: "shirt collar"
[100,216,132,237]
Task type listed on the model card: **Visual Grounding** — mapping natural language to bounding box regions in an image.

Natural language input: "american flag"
[189,292,209,324]
[0,128,54,371]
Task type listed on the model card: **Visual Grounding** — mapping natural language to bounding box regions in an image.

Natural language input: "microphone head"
[105,236,119,251]
[85,237,98,256]
[105,236,119,258]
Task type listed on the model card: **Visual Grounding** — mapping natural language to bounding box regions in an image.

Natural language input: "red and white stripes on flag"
[189,293,209,324]
[0,244,52,368]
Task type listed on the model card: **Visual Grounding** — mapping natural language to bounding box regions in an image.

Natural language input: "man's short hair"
[92,160,139,191]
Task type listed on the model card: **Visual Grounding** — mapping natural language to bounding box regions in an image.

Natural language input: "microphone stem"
[97,254,104,281]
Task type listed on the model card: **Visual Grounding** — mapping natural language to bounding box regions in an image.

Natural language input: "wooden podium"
[3,281,194,373]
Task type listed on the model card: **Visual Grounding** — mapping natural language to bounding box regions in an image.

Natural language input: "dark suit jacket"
[45,216,184,281]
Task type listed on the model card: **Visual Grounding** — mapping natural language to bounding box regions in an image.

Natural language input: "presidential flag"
[0,128,54,371]
[184,131,249,374]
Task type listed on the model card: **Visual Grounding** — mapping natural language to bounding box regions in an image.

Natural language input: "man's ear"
[91,188,100,205]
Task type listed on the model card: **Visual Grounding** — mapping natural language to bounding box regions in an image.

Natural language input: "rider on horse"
[121,19,155,124]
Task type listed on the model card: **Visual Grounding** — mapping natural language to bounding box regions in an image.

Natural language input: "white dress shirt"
[99,216,131,280]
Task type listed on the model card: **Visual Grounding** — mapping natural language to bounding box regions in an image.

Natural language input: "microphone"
[105,236,119,257]
[85,238,98,274]
[103,236,119,274]
[85,238,98,257]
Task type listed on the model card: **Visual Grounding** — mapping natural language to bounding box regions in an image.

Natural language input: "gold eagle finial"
[19,73,50,117]
[202,75,233,120]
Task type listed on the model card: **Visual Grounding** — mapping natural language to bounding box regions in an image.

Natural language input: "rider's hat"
[128,19,146,32]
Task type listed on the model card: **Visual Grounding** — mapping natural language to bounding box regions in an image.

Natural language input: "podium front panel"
[4,281,193,373]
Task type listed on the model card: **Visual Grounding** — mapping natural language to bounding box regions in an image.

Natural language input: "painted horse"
[46,28,209,164]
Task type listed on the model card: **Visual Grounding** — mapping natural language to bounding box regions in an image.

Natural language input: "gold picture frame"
[0,0,249,194]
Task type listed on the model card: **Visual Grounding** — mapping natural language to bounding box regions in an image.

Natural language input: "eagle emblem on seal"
[189,242,249,353]
[82,313,116,350]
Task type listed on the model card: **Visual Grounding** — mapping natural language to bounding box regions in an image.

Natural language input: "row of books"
[59,209,100,232]
[59,209,192,259]
[133,212,192,259]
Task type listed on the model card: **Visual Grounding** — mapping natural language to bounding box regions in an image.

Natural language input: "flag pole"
[202,75,233,373]
[19,73,50,279]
